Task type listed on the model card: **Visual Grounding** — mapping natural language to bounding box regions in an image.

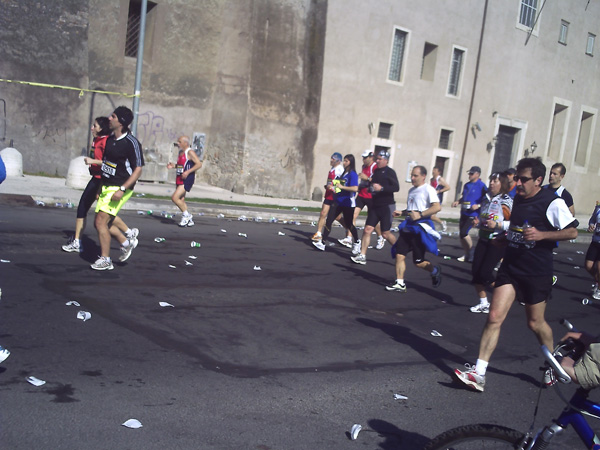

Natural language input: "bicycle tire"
[424,423,526,449]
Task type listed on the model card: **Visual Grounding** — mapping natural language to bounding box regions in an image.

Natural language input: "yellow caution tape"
[0,79,139,98]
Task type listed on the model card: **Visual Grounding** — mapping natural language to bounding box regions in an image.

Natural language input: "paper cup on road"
[190,241,201,248]
[350,424,362,440]
[77,311,91,321]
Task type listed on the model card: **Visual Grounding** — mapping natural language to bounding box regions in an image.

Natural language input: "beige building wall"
[314,0,600,211]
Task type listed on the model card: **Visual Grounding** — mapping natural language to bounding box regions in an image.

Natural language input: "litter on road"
[77,311,91,321]
[122,419,143,429]
[26,376,46,386]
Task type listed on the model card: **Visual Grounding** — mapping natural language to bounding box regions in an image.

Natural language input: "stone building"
[1,0,598,209]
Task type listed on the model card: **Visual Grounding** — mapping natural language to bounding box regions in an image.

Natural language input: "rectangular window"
[125,0,157,58]
[519,0,538,28]
[420,42,438,81]
[575,111,594,166]
[378,122,393,140]
[447,47,465,97]
[438,129,453,149]
[558,20,569,45]
[587,33,596,56]
[388,28,408,83]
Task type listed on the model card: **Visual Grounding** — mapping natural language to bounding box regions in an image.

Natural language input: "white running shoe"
[91,257,114,271]
[338,236,352,248]
[442,221,447,232]
[352,241,361,255]
[593,287,600,301]
[470,303,490,314]
[385,281,406,292]
[351,254,367,265]
[62,239,81,253]
[179,215,191,227]
[186,218,194,227]
[376,236,385,250]
[454,364,485,392]
[126,228,139,241]
[118,239,137,262]
[457,255,466,262]
[312,241,326,251]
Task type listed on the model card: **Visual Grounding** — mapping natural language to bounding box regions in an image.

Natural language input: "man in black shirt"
[454,158,578,392]
[544,162,575,215]
[92,106,144,270]
[351,150,399,265]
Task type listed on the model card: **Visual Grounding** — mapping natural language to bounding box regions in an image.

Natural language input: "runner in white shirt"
[386,165,442,293]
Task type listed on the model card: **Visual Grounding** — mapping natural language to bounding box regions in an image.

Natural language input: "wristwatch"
[120,185,127,192]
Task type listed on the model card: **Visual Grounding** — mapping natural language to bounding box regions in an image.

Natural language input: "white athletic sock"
[480,297,489,306]
[396,279,405,285]
[122,240,130,248]
[183,210,191,217]
[475,359,488,376]
[316,231,322,236]
[73,239,81,245]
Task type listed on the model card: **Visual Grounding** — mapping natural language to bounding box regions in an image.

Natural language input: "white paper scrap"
[185,260,193,266]
[278,232,286,236]
[77,311,91,322]
[430,330,442,337]
[188,256,197,260]
[0,259,10,263]
[394,394,408,400]
[350,424,362,440]
[159,302,174,308]
[221,229,227,233]
[26,376,46,386]
[65,301,80,307]
[168,265,176,269]
[253,265,262,271]
[122,419,143,429]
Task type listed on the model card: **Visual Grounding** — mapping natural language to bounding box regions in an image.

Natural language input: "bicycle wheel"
[424,423,526,449]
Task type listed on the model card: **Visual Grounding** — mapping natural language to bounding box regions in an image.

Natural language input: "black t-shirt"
[544,185,574,207]
[504,188,577,276]
[371,166,399,207]
[101,133,144,187]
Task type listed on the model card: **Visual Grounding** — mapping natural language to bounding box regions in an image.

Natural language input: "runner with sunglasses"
[455,157,578,392]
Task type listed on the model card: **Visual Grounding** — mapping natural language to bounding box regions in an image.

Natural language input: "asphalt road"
[1,197,599,449]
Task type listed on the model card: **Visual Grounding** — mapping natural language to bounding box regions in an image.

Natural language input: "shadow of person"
[357,318,465,376]
[356,318,541,389]
[344,419,430,449]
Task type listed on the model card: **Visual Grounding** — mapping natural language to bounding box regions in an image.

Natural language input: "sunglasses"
[514,175,533,183]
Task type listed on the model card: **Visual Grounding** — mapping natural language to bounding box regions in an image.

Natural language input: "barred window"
[447,48,465,96]
[388,28,408,83]
[125,0,157,58]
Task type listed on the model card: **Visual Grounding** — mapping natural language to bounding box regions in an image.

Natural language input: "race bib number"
[462,201,471,210]
[101,161,117,177]
[176,164,184,176]
[507,225,535,249]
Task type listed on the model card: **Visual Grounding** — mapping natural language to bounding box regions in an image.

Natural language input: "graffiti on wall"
[136,110,185,148]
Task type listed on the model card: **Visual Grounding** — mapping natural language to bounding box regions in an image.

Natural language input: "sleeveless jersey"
[358,162,377,199]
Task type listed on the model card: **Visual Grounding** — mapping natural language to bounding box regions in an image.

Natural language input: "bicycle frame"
[553,389,600,448]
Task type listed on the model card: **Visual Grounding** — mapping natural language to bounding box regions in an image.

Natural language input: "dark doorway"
[492,125,519,173]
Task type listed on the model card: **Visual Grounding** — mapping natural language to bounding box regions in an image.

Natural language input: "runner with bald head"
[167,135,203,227]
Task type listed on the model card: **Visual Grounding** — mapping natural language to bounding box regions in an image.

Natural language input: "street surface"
[1,197,599,449]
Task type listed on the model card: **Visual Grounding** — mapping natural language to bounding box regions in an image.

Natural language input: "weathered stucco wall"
[1,0,326,199]
[0,0,90,175]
